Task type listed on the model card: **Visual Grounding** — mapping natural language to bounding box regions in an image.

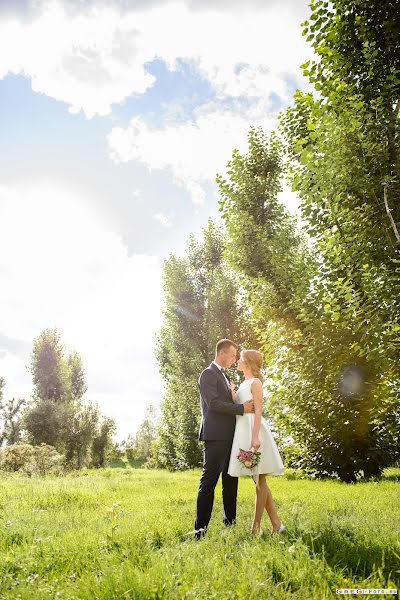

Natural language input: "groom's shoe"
[194,527,207,541]
[223,518,236,528]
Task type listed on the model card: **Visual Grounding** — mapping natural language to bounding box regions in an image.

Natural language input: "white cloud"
[0,3,155,117]
[0,0,311,117]
[107,105,276,205]
[0,182,164,439]
[153,212,173,227]
[0,0,312,206]
[0,352,31,401]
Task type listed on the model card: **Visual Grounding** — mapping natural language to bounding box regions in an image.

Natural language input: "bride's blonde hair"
[242,349,264,382]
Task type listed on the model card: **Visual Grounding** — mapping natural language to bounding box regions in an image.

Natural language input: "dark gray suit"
[194,363,244,536]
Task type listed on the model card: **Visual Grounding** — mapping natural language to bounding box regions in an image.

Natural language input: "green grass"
[0,467,399,599]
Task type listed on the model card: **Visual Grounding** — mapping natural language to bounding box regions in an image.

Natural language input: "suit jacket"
[198,363,244,441]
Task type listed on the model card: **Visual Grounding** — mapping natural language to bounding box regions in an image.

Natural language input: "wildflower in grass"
[105,502,124,540]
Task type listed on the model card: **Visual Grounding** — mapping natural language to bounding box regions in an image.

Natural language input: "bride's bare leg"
[251,475,268,534]
[264,478,281,531]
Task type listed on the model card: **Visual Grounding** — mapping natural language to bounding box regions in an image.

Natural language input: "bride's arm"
[250,379,263,451]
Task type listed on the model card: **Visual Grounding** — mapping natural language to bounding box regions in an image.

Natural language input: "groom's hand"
[243,400,254,413]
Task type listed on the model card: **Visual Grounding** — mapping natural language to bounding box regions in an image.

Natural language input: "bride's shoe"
[272,523,285,534]
[251,526,263,537]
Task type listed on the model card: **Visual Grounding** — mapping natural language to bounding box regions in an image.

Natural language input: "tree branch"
[383,182,400,244]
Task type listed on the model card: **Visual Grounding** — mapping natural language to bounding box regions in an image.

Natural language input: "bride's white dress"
[228,378,284,479]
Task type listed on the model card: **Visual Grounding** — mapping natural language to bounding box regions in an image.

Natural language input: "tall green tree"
[67,351,88,401]
[128,406,157,461]
[156,220,257,470]
[217,127,318,467]
[0,380,25,446]
[0,397,26,446]
[24,329,67,448]
[63,402,99,468]
[217,128,312,338]
[275,0,400,479]
[23,397,63,449]
[91,416,116,468]
[218,105,399,481]
[30,328,67,403]
[24,329,104,468]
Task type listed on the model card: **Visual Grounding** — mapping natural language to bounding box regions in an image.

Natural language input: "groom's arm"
[200,370,244,416]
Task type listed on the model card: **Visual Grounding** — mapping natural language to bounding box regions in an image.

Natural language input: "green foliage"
[218,110,399,480]
[23,329,113,469]
[24,329,72,449]
[0,396,26,446]
[0,442,34,471]
[63,401,100,469]
[302,0,400,117]
[145,437,162,469]
[0,469,398,598]
[23,397,64,449]
[67,352,88,401]
[0,379,26,447]
[91,417,117,468]
[217,127,312,339]
[156,220,257,470]
[0,443,64,476]
[271,0,400,481]
[124,406,157,462]
[218,128,307,311]
[30,328,67,403]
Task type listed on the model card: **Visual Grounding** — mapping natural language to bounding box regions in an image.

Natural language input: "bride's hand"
[251,437,261,452]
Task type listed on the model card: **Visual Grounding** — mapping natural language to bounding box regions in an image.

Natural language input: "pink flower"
[237,448,261,470]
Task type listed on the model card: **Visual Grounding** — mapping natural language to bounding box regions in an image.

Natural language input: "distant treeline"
[0,328,115,472]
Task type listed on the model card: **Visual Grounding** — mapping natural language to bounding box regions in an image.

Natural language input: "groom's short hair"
[215,339,238,356]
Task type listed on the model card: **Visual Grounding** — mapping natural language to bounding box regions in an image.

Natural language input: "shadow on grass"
[353,467,400,483]
[380,467,400,482]
[127,457,146,469]
[107,458,127,469]
[106,456,147,469]
[283,467,400,483]
[295,523,398,582]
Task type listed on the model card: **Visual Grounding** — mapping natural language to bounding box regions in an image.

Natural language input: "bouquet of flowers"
[237,448,261,469]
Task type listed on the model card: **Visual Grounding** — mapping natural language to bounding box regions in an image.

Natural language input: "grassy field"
[0,466,399,599]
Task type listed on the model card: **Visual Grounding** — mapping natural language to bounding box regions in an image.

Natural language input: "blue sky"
[0,0,311,439]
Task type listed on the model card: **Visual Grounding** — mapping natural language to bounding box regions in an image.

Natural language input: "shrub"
[145,438,163,469]
[29,443,65,476]
[0,443,65,476]
[0,443,34,471]
[125,446,136,461]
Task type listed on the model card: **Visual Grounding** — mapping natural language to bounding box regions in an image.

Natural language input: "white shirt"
[212,360,230,388]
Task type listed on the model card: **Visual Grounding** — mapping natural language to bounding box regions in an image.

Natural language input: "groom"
[194,339,254,539]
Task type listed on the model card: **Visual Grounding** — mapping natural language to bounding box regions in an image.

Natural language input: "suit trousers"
[194,440,238,536]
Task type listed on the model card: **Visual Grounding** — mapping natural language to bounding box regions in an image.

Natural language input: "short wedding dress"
[228,378,284,481]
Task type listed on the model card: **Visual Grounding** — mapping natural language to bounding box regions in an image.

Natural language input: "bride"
[228,349,285,535]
